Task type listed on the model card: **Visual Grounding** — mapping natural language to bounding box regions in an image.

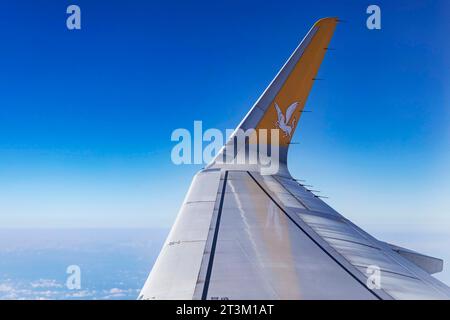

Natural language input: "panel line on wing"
[201,170,229,300]
[247,171,383,300]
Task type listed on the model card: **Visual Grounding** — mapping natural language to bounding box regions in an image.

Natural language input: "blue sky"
[0,0,449,292]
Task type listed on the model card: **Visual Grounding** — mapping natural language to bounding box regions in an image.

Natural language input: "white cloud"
[0,281,58,300]
[109,288,124,294]
[30,279,63,289]
[0,279,86,300]
[65,290,95,298]
[0,283,14,292]
[0,279,139,300]
[100,288,139,299]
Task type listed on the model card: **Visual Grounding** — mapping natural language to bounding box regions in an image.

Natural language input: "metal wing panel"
[386,243,443,274]
[270,173,450,300]
[139,169,223,300]
[141,167,450,300]
[275,176,338,214]
[199,170,378,300]
[141,168,450,300]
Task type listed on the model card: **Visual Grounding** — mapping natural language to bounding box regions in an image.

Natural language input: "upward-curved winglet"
[210,17,338,169]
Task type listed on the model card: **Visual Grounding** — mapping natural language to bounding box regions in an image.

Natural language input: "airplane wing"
[139,17,450,300]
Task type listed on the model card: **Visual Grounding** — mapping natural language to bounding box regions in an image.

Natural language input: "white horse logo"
[274,102,299,137]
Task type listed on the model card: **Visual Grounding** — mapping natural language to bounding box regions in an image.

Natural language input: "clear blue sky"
[0,0,449,236]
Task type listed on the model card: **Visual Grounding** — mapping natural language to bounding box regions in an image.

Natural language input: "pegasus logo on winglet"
[274,102,299,137]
